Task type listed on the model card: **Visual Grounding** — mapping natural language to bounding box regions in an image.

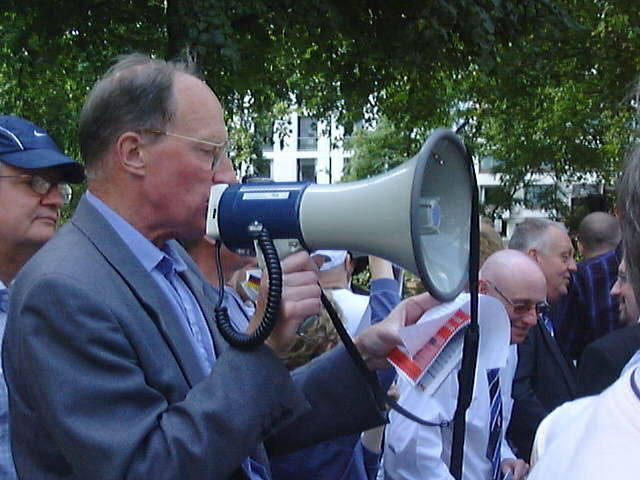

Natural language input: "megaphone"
[206,128,474,302]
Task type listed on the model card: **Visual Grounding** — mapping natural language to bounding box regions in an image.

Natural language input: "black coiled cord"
[214,226,282,349]
[321,291,450,428]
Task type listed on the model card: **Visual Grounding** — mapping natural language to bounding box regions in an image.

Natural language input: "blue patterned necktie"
[0,288,8,314]
[486,368,503,480]
[158,262,267,480]
[540,311,555,337]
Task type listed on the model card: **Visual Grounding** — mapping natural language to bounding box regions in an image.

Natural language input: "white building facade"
[261,112,606,239]
[264,114,351,184]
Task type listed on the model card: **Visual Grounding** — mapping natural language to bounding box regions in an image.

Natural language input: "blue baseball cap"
[0,115,85,184]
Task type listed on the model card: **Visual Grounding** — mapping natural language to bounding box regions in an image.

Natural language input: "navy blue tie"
[540,312,554,337]
[486,368,503,480]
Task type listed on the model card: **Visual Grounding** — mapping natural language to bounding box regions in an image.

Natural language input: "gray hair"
[79,52,201,177]
[508,217,567,254]
[618,144,640,303]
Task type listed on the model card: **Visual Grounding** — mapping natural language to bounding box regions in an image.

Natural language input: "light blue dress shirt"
[85,191,215,375]
[0,281,18,479]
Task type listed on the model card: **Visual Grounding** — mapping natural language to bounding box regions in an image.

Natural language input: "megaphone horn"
[206,128,474,302]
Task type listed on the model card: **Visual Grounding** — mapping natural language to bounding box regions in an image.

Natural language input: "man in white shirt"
[384,249,544,480]
[529,365,640,479]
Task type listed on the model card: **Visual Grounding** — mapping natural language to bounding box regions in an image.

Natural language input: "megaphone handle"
[320,291,449,428]
[215,228,282,349]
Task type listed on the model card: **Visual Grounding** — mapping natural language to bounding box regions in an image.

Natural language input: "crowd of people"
[0,50,639,479]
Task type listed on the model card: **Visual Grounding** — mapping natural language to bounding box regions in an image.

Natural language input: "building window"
[297,158,316,182]
[345,120,365,141]
[571,183,600,198]
[297,117,318,151]
[263,123,274,152]
[483,186,502,206]
[479,156,501,173]
[524,185,554,208]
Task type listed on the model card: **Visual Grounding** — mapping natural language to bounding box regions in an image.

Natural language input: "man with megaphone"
[2,52,444,480]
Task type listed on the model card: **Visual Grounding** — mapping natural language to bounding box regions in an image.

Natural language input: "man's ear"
[527,247,540,263]
[117,131,147,177]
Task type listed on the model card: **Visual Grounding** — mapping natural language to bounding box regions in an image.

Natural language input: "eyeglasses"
[0,174,72,204]
[140,128,229,169]
[487,280,549,316]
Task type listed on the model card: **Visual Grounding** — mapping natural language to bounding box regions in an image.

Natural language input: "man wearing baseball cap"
[0,115,85,478]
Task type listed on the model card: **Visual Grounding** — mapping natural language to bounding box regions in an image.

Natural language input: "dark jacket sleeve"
[576,343,618,397]
[507,326,549,462]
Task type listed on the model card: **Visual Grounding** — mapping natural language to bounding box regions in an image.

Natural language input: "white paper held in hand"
[387,293,510,395]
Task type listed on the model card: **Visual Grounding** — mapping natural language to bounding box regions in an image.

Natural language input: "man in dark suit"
[555,212,622,363]
[506,218,578,462]
[576,257,640,397]
[1,53,436,479]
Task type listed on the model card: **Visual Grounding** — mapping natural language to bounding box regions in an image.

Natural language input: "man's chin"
[24,230,56,250]
[548,286,568,303]
[511,329,530,344]
[32,222,57,237]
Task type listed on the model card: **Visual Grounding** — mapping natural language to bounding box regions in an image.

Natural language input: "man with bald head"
[2,53,436,479]
[478,250,547,345]
[384,250,544,480]
[577,211,620,260]
[557,211,622,362]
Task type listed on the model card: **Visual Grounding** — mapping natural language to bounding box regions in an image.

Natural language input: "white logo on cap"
[33,130,48,137]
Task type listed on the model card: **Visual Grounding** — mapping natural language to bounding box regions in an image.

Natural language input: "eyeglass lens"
[30,176,72,204]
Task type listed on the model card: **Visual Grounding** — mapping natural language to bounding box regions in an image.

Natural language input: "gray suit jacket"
[2,196,384,479]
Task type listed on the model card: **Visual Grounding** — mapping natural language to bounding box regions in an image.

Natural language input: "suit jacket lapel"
[538,317,577,395]
[71,196,206,387]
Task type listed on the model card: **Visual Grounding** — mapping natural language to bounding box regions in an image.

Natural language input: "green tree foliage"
[341,116,418,181]
[0,0,639,222]
[462,0,640,218]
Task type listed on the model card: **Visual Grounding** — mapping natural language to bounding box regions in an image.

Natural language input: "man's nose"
[212,155,237,185]
[41,184,65,208]
[523,307,538,326]
[610,279,621,298]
